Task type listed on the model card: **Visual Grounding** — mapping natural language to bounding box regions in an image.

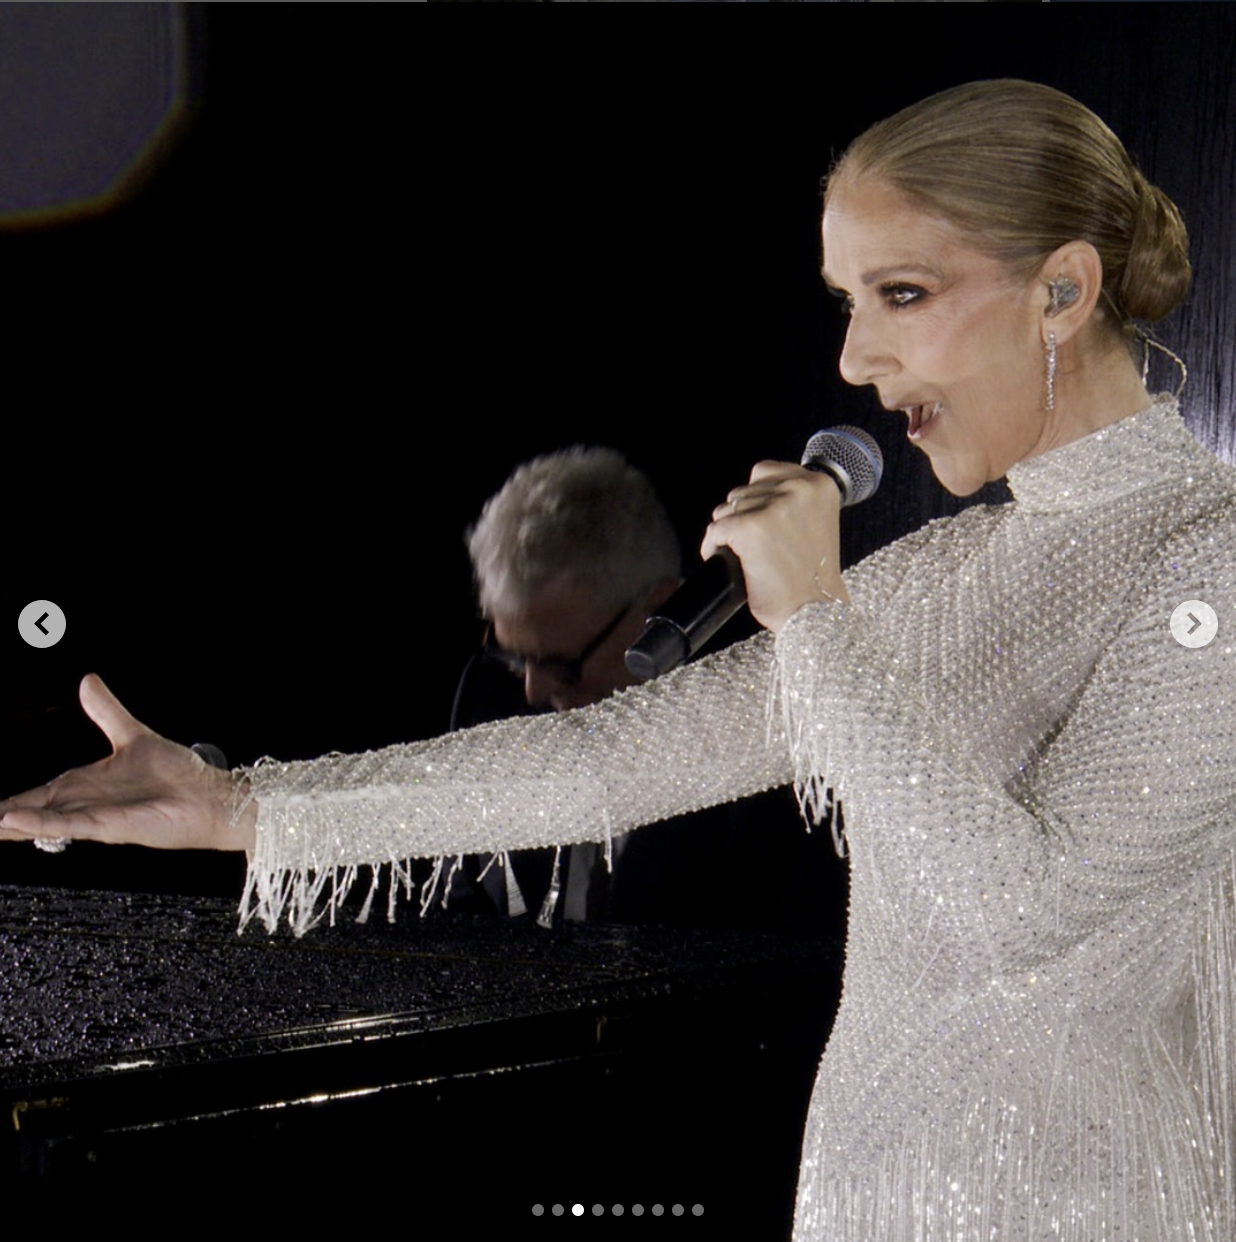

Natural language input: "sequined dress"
[242,398,1235,1241]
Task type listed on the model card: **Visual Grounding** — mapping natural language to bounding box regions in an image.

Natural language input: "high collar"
[1005,395,1207,513]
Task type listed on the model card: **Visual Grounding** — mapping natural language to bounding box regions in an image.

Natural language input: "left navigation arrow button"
[18,600,67,649]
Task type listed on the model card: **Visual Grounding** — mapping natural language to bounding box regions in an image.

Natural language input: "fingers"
[702,487,776,560]
[0,673,141,823]
[700,459,848,632]
[0,780,54,820]
[711,462,826,519]
[79,673,149,751]
[0,762,111,842]
[0,677,248,853]
[0,806,104,843]
[747,459,801,485]
[704,464,819,552]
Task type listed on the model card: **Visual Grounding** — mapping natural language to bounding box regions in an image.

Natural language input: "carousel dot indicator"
[652,1204,664,1216]
[532,1204,544,1216]
[672,1204,684,1216]
[612,1204,625,1216]
[632,1204,644,1216]
[572,1204,584,1217]
[552,1204,564,1216]
[692,1204,704,1216]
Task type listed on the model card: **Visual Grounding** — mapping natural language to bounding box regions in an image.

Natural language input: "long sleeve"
[776,507,1236,971]
[231,395,1234,1241]
[783,398,1236,1241]
[239,630,792,934]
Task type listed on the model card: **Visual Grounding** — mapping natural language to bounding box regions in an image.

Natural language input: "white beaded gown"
[241,397,1235,1241]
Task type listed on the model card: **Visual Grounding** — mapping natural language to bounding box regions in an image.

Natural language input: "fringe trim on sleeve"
[770,608,851,859]
[237,783,631,938]
[240,846,446,936]
[234,631,788,936]
[234,767,427,936]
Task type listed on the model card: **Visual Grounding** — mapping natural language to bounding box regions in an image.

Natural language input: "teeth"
[905,402,942,440]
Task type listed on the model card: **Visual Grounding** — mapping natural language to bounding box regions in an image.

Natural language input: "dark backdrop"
[3,5,1233,893]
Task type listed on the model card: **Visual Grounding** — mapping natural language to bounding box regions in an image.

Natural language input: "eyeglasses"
[483,599,636,687]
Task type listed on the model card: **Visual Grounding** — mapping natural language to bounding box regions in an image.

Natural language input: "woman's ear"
[1037,240,1105,348]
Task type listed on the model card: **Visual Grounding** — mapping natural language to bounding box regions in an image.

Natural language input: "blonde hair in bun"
[1120,168,1192,324]
[826,80,1192,337]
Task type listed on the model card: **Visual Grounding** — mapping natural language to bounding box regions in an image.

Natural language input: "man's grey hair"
[468,446,681,617]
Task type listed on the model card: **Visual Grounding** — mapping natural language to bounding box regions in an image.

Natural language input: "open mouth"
[905,402,942,441]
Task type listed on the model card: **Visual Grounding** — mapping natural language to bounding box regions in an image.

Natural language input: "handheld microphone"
[624,426,882,680]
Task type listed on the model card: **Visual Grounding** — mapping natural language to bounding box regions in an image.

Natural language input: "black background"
[3,5,1233,893]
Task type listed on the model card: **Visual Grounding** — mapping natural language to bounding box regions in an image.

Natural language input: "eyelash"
[834,283,926,316]
[883,283,925,309]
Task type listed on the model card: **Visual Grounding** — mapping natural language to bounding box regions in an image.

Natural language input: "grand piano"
[0,886,840,1231]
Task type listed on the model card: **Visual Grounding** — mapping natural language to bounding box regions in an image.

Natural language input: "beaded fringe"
[236,754,626,937]
[790,856,1236,1241]
[235,762,431,936]
[771,630,849,859]
[228,401,1233,1242]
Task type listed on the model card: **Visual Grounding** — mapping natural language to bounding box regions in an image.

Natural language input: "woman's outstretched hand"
[702,460,850,633]
[0,674,255,853]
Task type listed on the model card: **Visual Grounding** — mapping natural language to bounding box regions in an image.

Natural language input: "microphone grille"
[801,425,884,505]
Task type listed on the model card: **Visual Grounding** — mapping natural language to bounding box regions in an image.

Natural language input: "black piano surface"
[0,885,842,1232]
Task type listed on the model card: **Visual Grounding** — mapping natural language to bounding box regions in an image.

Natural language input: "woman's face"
[822,178,1056,497]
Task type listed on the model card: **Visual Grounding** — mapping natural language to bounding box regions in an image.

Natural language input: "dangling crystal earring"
[1043,278,1075,414]
[1045,331,1057,412]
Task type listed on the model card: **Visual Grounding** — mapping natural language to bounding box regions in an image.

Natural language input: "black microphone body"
[625,427,882,681]
[191,742,229,770]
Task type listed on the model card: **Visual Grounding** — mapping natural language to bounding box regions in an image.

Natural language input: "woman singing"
[4,80,1233,1241]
